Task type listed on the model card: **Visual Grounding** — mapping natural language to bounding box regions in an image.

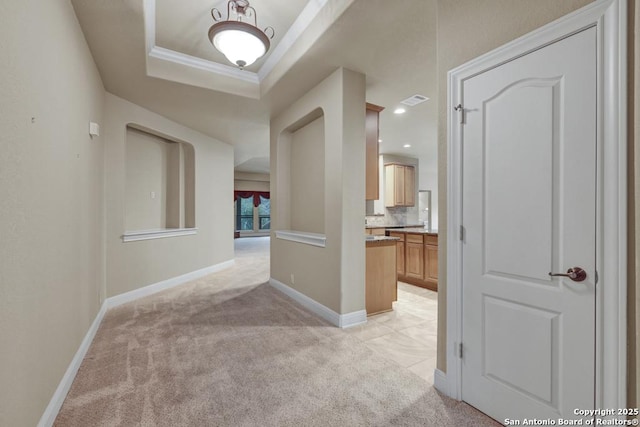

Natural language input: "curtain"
[234,191,270,207]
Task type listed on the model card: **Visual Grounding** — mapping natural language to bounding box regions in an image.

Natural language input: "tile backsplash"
[366,206,420,227]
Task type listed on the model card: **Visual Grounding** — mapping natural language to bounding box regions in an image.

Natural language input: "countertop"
[365,236,401,243]
[365,224,423,229]
[387,227,438,235]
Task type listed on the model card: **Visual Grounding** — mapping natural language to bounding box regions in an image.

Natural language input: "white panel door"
[462,27,596,421]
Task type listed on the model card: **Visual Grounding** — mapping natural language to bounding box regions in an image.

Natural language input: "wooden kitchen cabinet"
[365,228,386,236]
[405,234,424,279]
[392,230,438,291]
[366,239,397,315]
[425,244,438,282]
[366,103,384,200]
[404,166,415,206]
[388,231,405,276]
[384,164,416,207]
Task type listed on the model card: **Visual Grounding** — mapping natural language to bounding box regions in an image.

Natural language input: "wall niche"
[276,109,325,235]
[125,125,195,233]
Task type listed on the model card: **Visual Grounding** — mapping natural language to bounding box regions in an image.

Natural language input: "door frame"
[441,0,627,413]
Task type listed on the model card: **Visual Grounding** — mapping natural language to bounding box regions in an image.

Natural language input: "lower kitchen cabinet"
[405,242,424,279]
[389,230,438,291]
[365,239,398,315]
[425,244,438,283]
[388,232,405,276]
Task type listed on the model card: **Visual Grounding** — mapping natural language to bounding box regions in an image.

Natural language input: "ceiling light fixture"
[394,107,406,114]
[208,0,274,69]
[403,144,411,148]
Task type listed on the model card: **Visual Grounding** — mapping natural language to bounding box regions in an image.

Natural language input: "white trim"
[142,0,155,55]
[446,0,626,411]
[238,230,270,238]
[433,369,448,395]
[106,260,234,308]
[148,46,259,84]
[37,302,108,427]
[275,230,326,248]
[269,278,366,328]
[121,228,197,242]
[339,310,368,329]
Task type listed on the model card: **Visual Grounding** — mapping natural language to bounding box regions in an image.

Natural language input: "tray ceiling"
[155,0,307,72]
[145,0,355,98]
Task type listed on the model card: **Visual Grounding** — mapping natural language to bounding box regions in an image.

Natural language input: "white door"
[461,27,596,421]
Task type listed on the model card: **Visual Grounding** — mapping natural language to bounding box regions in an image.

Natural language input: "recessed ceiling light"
[378,139,382,143]
[403,144,411,148]
[394,108,406,114]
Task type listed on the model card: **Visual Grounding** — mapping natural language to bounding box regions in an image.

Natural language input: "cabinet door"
[404,165,415,207]
[396,241,405,275]
[405,242,424,279]
[425,244,438,281]
[384,165,396,207]
[394,165,405,206]
[389,232,405,275]
[366,104,384,200]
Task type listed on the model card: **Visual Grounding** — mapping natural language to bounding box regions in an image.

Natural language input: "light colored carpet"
[54,237,499,426]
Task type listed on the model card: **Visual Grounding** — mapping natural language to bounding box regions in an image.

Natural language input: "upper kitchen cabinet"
[384,164,415,207]
[365,103,384,200]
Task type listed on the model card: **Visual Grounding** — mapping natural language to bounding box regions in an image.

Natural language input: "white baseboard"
[38,259,234,426]
[37,302,108,427]
[339,310,367,328]
[106,260,235,308]
[433,368,449,396]
[268,278,366,328]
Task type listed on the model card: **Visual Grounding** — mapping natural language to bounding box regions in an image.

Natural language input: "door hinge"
[595,270,599,285]
[458,342,463,359]
[459,225,465,241]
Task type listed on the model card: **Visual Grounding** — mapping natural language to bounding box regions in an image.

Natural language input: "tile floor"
[345,282,438,385]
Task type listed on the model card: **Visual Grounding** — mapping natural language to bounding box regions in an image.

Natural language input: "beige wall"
[290,116,325,233]
[271,68,366,314]
[0,0,106,425]
[105,93,234,297]
[234,172,270,192]
[435,0,594,372]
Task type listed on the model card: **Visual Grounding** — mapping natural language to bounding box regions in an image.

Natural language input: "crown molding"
[149,46,259,84]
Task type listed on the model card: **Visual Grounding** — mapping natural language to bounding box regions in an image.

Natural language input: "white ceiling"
[71,0,438,181]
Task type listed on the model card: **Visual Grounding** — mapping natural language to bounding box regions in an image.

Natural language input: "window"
[236,196,254,231]
[258,196,270,230]
[234,191,270,233]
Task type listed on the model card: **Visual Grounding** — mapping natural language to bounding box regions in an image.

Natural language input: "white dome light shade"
[213,30,265,67]
[208,21,270,68]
